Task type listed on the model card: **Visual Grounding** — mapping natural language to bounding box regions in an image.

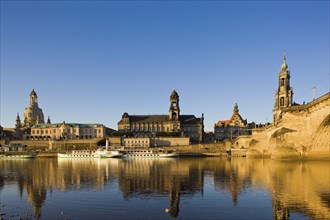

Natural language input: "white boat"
[121,148,178,158]
[58,149,122,158]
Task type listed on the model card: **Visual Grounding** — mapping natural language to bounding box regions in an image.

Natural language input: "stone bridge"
[235,92,330,159]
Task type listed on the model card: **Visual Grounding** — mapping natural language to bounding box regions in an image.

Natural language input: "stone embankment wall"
[151,137,190,146]
[7,139,103,151]
[166,142,228,156]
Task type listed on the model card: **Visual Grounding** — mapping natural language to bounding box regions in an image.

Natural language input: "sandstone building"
[30,122,107,140]
[118,90,204,143]
[214,103,251,141]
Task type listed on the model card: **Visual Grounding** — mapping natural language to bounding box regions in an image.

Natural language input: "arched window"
[280,97,285,106]
[281,78,285,86]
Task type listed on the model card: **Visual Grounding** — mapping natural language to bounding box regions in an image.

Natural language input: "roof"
[179,115,201,125]
[215,112,246,127]
[31,123,105,129]
[215,120,231,126]
[229,112,245,123]
[129,115,170,123]
[118,114,202,125]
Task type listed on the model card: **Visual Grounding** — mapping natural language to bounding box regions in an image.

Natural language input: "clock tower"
[273,54,294,123]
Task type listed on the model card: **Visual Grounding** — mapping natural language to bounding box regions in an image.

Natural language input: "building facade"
[30,122,106,140]
[122,138,150,147]
[118,90,204,143]
[273,54,294,123]
[214,103,251,141]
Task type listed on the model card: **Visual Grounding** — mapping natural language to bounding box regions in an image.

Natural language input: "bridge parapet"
[282,93,330,114]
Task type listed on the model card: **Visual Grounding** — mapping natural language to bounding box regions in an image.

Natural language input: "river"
[0,157,329,220]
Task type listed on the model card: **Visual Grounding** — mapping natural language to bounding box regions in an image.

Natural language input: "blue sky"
[1,0,329,131]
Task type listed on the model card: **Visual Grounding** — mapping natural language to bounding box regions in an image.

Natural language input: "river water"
[0,157,329,220]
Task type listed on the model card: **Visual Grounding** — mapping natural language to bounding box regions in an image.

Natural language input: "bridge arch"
[309,114,330,150]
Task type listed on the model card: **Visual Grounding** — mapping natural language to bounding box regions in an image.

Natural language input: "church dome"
[24,106,44,127]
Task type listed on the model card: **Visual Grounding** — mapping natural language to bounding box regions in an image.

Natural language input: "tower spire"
[15,113,22,129]
[233,103,239,113]
[281,52,288,71]
[47,116,51,124]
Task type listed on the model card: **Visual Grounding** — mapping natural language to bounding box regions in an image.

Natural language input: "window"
[280,97,285,106]
[281,78,285,86]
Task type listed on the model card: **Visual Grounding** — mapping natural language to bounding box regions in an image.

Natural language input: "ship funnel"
[106,139,109,150]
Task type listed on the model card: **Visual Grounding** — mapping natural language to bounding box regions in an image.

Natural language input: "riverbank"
[2,139,329,160]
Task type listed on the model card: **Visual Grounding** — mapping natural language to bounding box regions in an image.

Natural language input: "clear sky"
[1,0,329,131]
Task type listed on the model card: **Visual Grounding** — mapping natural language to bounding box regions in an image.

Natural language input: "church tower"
[15,113,22,129]
[273,54,293,123]
[169,89,180,121]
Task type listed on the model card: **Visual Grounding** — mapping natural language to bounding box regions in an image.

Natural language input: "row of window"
[125,144,149,147]
[127,126,199,132]
[185,133,199,138]
[31,129,103,135]
[30,135,103,140]
[124,140,149,144]
[129,126,166,132]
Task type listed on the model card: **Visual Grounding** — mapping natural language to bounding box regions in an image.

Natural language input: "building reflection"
[117,158,204,218]
[0,158,329,219]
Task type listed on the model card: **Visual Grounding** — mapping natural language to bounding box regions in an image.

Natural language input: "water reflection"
[0,158,329,219]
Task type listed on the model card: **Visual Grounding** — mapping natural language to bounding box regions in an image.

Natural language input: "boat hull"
[58,153,102,158]
[58,150,122,158]
[122,153,178,158]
